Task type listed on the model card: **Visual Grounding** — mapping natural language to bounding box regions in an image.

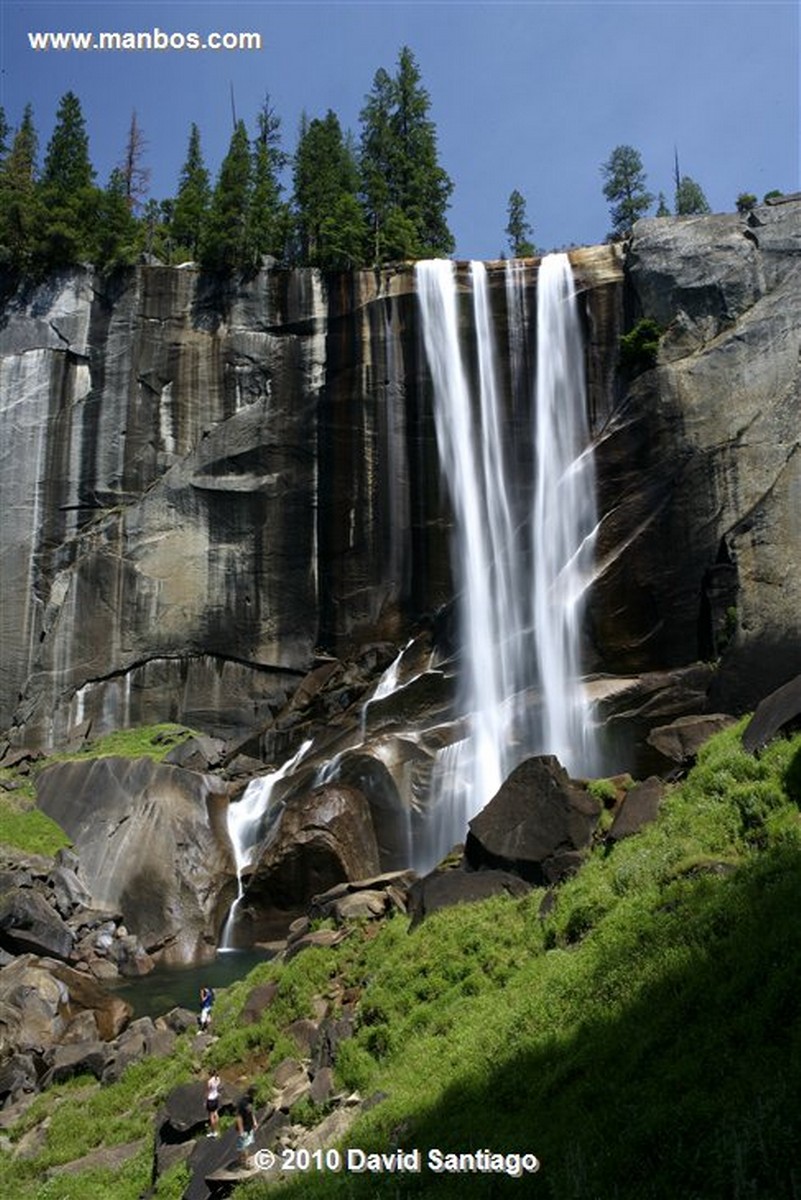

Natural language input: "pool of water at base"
[110,950,274,1021]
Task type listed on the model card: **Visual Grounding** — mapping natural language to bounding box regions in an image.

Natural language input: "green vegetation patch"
[0,770,71,855]
[49,722,198,764]
[619,317,662,374]
[3,721,801,1199]
[0,724,198,854]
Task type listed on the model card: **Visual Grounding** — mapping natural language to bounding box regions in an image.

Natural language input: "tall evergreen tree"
[0,104,39,270]
[92,167,140,268]
[391,46,454,257]
[171,123,210,260]
[201,119,253,272]
[360,46,454,263]
[600,145,653,236]
[38,91,99,266]
[294,109,366,268]
[359,68,396,263]
[41,91,94,195]
[505,189,535,257]
[250,94,289,262]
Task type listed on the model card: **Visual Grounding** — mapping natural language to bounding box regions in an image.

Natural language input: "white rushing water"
[220,254,598,920]
[220,738,312,949]
[416,253,597,870]
[532,254,599,772]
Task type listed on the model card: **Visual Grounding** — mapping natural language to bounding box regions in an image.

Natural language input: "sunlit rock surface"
[35,756,233,962]
[1,204,800,754]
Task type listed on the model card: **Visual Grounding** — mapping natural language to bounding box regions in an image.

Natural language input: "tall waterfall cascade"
[416,253,598,870]
[222,253,599,927]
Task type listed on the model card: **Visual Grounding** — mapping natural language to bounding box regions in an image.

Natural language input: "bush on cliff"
[619,317,662,374]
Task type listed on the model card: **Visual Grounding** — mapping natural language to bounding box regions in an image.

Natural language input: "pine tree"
[201,119,253,272]
[600,145,654,237]
[359,68,396,263]
[656,192,671,217]
[505,189,536,257]
[0,104,40,271]
[92,167,140,269]
[360,46,454,263]
[41,91,94,195]
[171,124,210,261]
[250,94,289,263]
[675,175,711,216]
[37,91,100,267]
[294,109,366,268]
[391,46,454,257]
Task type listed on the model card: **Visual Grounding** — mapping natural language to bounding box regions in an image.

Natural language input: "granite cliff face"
[1,201,800,758]
[0,251,621,751]
[591,201,801,713]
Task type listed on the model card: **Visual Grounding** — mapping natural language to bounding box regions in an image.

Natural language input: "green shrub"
[619,317,662,374]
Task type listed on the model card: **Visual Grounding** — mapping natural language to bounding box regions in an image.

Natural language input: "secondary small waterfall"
[417,253,597,869]
[220,739,312,950]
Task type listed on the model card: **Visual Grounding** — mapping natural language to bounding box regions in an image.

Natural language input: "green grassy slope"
[1,721,800,1199]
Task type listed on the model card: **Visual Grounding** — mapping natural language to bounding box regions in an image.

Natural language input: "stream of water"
[220,254,598,907]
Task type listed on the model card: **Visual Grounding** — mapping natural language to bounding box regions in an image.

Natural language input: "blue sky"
[1,0,798,259]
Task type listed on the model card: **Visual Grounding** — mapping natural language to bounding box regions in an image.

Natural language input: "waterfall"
[219,254,599,927]
[533,254,599,773]
[416,254,597,869]
[220,739,312,950]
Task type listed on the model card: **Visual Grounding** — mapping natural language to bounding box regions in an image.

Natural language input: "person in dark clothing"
[236,1085,258,1168]
[199,985,214,1030]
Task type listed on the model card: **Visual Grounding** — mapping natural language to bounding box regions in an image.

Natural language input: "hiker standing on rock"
[205,1071,221,1138]
[236,1086,258,1168]
[199,985,214,1030]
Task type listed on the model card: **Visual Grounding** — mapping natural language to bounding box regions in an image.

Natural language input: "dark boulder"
[0,888,74,960]
[465,756,601,885]
[241,783,381,940]
[742,673,801,753]
[647,713,736,764]
[158,1080,208,1138]
[40,1040,110,1087]
[407,866,530,927]
[240,981,279,1026]
[608,777,666,842]
[163,734,227,772]
[0,1052,38,1104]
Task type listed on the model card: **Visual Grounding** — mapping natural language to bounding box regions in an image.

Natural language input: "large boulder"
[646,713,737,765]
[237,784,381,943]
[465,756,601,885]
[407,866,530,927]
[36,757,234,963]
[0,887,74,960]
[742,672,801,753]
[0,953,131,1057]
